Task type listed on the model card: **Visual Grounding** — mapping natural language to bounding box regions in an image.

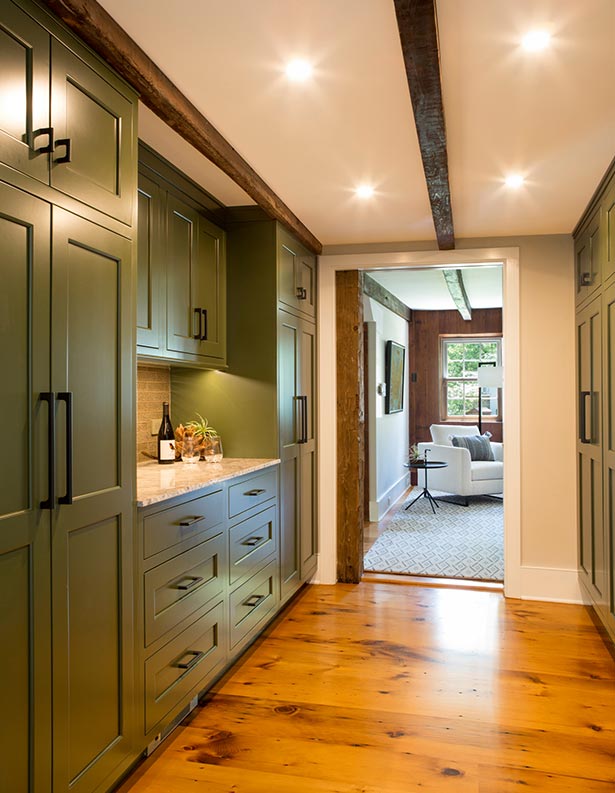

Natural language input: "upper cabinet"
[575,207,602,306]
[0,1,136,225]
[137,146,227,368]
[278,226,316,319]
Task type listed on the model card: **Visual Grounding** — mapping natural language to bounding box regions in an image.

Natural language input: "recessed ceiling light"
[355,184,375,199]
[504,174,525,189]
[285,59,313,82]
[521,30,551,52]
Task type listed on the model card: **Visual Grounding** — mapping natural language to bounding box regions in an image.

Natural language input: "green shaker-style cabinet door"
[0,182,52,793]
[0,2,50,184]
[137,171,164,351]
[577,297,606,605]
[50,209,136,793]
[166,194,226,362]
[50,39,136,225]
[277,227,316,319]
[299,318,317,579]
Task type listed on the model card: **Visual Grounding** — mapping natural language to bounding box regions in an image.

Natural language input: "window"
[441,337,502,420]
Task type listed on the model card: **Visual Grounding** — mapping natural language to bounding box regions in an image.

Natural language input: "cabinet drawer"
[228,468,277,519]
[229,506,277,587]
[144,532,226,647]
[143,489,224,558]
[229,560,279,651]
[145,600,226,734]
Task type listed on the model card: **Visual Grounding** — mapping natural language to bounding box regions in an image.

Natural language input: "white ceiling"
[368,266,503,311]
[99,0,615,246]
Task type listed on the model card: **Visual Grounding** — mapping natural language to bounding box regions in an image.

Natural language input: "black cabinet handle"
[193,307,202,339]
[243,488,265,496]
[241,536,264,547]
[32,127,54,154]
[40,392,56,509]
[175,575,204,591]
[201,308,208,341]
[297,395,308,444]
[57,392,73,505]
[580,390,592,443]
[243,593,265,608]
[296,286,307,300]
[54,138,71,164]
[179,515,205,527]
[175,650,205,671]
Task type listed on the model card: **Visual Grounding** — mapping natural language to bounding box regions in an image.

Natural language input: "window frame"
[440,334,503,422]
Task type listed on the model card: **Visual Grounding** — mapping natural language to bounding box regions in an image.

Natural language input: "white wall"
[364,297,410,520]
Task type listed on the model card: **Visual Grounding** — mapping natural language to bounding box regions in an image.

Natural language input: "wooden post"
[336,271,365,583]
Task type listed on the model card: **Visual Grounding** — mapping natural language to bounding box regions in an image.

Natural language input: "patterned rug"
[364,491,503,581]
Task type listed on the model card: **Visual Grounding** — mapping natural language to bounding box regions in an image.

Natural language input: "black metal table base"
[404,487,440,514]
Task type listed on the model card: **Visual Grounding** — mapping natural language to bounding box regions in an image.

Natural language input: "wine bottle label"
[159,440,175,461]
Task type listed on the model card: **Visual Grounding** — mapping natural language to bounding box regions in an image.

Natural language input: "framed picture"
[385,340,405,414]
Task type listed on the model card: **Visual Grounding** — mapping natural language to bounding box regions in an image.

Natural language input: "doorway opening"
[362,264,504,584]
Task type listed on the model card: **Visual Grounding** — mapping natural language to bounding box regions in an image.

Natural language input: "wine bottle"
[157,402,175,465]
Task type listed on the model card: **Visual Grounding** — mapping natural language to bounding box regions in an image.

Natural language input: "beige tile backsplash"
[137,364,171,460]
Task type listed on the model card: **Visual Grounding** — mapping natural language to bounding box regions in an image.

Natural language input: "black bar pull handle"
[302,395,308,443]
[193,307,202,339]
[241,536,264,547]
[54,138,71,164]
[580,391,592,443]
[40,392,56,509]
[175,576,204,591]
[243,594,265,608]
[201,308,208,341]
[57,392,73,505]
[179,515,205,527]
[244,488,265,496]
[296,286,307,300]
[175,650,205,671]
[32,127,54,154]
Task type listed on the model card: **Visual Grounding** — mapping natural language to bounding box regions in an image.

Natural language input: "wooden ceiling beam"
[442,269,471,320]
[393,0,455,250]
[39,0,322,255]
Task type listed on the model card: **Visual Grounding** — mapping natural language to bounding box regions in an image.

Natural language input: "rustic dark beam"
[336,271,365,583]
[40,0,322,255]
[393,0,455,250]
[363,274,412,322]
[442,269,471,320]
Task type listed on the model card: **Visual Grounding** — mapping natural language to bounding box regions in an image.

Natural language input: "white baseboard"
[370,473,410,522]
[517,565,582,604]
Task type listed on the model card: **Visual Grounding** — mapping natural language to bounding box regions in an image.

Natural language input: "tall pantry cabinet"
[575,156,615,645]
[0,2,137,792]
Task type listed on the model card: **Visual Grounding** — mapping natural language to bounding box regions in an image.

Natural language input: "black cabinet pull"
[40,392,56,509]
[297,395,308,444]
[32,127,54,154]
[243,488,265,496]
[175,575,204,591]
[201,308,208,341]
[193,307,202,339]
[296,286,307,300]
[57,392,73,505]
[580,390,592,443]
[179,515,205,527]
[241,536,264,547]
[243,593,265,608]
[54,138,71,164]
[175,650,205,671]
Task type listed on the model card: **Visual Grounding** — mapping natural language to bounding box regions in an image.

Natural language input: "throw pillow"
[451,433,494,461]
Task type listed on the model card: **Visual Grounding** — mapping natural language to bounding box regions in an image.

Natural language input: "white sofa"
[417,424,503,504]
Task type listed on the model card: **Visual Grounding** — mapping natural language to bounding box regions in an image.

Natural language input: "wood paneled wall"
[409,308,503,446]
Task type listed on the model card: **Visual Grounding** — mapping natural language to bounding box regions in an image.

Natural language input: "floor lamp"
[477,364,503,434]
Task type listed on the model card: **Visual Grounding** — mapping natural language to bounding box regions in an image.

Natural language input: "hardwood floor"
[116,583,615,793]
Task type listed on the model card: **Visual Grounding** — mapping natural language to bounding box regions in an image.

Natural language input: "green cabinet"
[278,226,317,319]
[0,185,136,793]
[575,155,615,646]
[137,156,227,368]
[0,0,136,225]
[278,310,317,599]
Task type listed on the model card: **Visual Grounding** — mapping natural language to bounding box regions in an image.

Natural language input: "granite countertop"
[136,458,280,508]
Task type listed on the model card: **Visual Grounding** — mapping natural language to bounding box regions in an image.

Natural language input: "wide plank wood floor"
[116,583,615,793]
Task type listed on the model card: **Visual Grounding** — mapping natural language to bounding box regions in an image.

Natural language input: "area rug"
[364,491,503,581]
